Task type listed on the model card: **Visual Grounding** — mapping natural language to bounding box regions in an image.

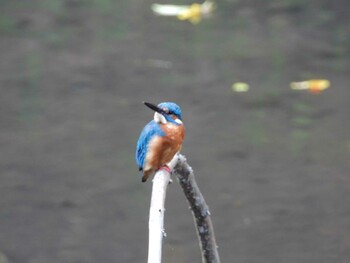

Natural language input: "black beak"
[143,102,168,115]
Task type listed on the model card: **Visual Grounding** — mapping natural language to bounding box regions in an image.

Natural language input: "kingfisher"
[135,101,185,182]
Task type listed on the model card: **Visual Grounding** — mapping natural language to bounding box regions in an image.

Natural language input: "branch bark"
[174,154,221,263]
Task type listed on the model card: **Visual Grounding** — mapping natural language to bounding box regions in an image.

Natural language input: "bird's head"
[143,101,183,125]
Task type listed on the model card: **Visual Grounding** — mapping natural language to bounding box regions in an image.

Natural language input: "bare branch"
[174,154,221,263]
[147,155,179,263]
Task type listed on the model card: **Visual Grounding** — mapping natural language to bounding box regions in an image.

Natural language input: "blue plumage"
[135,120,165,171]
[158,102,182,121]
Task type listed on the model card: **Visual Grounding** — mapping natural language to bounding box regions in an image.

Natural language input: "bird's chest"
[161,123,184,144]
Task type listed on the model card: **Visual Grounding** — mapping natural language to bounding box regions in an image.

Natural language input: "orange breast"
[145,122,185,172]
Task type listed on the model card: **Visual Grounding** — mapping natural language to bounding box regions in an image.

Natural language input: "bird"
[151,1,215,24]
[136,102,185,182]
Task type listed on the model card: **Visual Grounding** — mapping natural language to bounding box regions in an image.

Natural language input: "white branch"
[147,155,179,263]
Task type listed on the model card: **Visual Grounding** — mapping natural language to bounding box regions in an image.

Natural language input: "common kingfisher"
[135,102,185,182]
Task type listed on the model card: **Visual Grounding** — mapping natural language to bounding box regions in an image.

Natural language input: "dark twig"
[174,154,221,263]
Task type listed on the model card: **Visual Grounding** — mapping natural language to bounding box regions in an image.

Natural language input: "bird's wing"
[151,3,189,16]
[135,120,164,171]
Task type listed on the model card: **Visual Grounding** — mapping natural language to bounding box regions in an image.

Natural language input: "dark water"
[0,1,349,262]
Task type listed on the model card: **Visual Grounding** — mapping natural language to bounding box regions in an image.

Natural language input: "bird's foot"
[158,165,173,184]
[159,164,172,174]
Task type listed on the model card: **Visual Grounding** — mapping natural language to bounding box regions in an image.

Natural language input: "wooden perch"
[174,154,221,263]
[147,155,178,263]
[147,154,220,263]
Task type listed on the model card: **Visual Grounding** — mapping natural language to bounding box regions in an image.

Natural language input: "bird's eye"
[162,108,170,114]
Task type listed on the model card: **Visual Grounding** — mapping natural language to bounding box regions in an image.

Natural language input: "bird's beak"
[143,102,168,115]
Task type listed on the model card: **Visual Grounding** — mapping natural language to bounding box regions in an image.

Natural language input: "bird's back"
[135,120,164,171]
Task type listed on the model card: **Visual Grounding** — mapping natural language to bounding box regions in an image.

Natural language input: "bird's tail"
[141,170,152,183]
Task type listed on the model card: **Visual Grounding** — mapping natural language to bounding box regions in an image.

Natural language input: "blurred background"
[1,0,350,262]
